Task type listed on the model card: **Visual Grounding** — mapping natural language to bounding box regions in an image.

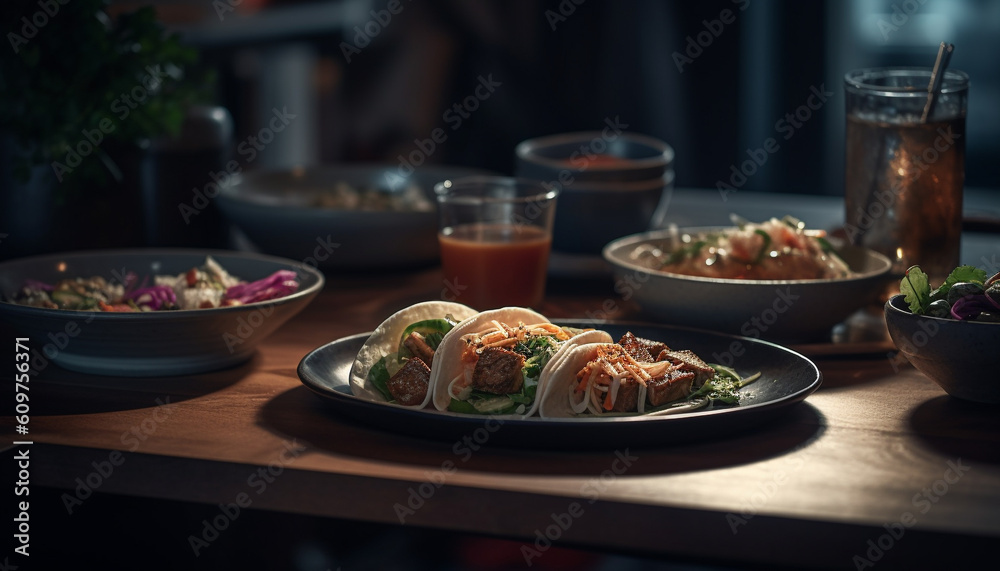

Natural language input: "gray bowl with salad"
[0,249,324,376]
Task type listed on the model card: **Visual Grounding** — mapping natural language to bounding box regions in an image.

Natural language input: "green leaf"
[814,236,835,253]
[448,398,480,414]
[367,356,395,402]
[752,229,772,264]
[398,318,456,354]
[664,240,706,266]
[930,265,988,302]
[900,266,932,314]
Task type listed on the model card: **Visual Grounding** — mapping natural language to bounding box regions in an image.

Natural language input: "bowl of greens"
[885,265,1000,403]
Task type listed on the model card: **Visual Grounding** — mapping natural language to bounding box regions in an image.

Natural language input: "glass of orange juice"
[435,177,559,310]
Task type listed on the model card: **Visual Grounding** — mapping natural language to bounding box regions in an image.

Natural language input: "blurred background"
[150,0,1000,190]
[1,0,998,259]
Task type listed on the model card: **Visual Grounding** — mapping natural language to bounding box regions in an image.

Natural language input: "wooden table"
[5,265,999,570]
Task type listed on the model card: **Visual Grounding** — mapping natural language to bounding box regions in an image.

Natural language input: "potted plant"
[0,0,211,258]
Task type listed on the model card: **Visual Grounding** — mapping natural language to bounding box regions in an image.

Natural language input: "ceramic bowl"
[217,163,492,270]
[885,294,1000,403]
[515,131,674,254]
[602,228,893,341]
[0,249,324,376]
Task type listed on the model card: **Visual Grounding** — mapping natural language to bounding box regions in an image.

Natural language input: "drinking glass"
[844,67,968,285]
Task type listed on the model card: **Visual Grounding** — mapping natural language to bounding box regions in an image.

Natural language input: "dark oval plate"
[297,321,822,449]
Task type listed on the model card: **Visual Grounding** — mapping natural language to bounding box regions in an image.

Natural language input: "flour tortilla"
[430,307,612,416]
[537,342,610,418]
[538,342,706,418]
[349,301,478,408]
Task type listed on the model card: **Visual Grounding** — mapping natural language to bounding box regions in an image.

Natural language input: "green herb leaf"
[900,266,932,314]
[814,236,835,253]
[367,356,395,402]
[664,240,706,267]
[448,398,480,414]
[929,265,988,302]
[752,229,772,264]
[397,318,456,356]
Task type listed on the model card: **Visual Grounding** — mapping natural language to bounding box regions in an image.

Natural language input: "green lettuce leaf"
[367,355,395,402]
[900,266,931,314]
[930,265,988,302]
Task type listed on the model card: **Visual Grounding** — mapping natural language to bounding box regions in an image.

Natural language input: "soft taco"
[538,332,756,418]
[430,307,612,416]
[350,301,479,408]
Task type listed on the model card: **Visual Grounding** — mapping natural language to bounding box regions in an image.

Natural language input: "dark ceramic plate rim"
[603,227,893,286]
[0,248,325,320]
[297,320,822,439]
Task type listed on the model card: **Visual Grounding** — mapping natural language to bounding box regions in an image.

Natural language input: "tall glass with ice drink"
[844,68,968,285]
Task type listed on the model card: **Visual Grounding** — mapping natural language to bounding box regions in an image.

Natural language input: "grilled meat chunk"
[403,331,436,366]
[472,347,525,395]
[618,332,653,363]
[611,378,641,412]
[656,349,714,387]
[386,357,431,406]
[646,369,696,406]
[639,338,671,359]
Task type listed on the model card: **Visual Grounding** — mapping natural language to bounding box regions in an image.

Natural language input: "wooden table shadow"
[908,395,1000,465]
[1,353,258,416]
[257,385,826,477]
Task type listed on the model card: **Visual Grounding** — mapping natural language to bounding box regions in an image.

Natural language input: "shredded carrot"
[98,301,135,312]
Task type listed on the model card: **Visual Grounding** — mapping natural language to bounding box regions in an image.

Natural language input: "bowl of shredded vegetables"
[0,249,324,376]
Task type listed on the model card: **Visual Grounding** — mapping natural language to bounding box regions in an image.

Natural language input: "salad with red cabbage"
[10,257,299,312]
[900,264,1000,322]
